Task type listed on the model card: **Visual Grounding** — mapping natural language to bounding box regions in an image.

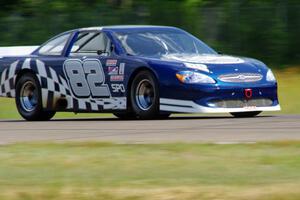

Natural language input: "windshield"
[114,29,217,57]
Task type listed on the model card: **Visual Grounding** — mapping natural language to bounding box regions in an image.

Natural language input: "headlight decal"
[176,71,216,84]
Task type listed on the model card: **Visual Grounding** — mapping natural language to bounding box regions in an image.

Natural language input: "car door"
[63,30,126,111]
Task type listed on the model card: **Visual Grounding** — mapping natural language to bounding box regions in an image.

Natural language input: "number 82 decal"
[63,59,111,98]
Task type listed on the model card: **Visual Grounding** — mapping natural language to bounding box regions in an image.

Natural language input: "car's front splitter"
[160,98,281,113]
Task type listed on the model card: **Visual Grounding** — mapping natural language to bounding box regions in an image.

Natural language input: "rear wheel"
[16,73,56,121]
[130,70,159,119]
[230,111,261,118]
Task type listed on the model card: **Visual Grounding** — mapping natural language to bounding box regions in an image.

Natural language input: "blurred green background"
[0,0,299,67]
[0,0,300,117]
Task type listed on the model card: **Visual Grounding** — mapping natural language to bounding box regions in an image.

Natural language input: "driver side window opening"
[69,31,111,57]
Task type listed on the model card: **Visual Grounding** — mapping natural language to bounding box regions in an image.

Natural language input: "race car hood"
[159,54,269,75]
[162,54,245,65]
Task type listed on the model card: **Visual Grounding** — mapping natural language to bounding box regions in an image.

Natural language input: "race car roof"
[79,25,181,32]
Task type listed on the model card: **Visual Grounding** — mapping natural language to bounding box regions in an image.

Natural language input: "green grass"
[0,69,299,119]
[276,68,300,114]
[0,142,300,199]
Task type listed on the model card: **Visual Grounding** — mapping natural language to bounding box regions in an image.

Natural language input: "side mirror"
[97,50,105,55]
[97,50,109,56]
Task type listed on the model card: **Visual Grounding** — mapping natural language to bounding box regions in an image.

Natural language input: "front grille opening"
[208,98,273,108]
[218,73,263,83]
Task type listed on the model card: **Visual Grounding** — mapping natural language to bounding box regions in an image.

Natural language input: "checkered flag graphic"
[0,61,18,97]
[0,59,126,111]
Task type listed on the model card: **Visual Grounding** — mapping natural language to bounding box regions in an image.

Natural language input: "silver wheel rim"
[135,79,154,111]
[20,81,38,112]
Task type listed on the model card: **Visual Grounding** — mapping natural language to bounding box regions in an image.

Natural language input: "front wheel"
[230,111,261,118]
[130,70,160,119]
[16,73,56,121]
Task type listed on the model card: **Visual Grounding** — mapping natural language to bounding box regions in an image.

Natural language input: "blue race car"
[0,25,280,120]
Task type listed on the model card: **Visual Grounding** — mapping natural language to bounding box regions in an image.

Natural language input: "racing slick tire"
[16,73,56,121]
[130,70,160,119]
[230,111,261,118]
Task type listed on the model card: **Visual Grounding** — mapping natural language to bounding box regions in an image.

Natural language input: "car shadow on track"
[0,115,275,123]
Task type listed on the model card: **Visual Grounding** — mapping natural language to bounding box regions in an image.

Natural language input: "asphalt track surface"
[0,115,299,144]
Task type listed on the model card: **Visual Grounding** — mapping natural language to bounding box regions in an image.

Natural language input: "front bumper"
[160,98,281,113]
[159,81,280,113]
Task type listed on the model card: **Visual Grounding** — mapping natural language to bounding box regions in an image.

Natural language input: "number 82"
[63,59,111,98]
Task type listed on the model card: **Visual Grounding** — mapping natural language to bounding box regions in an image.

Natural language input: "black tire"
[130,70,159,119]
[15,73,56,121]
[113,112,136,120]
[230,111,261,118]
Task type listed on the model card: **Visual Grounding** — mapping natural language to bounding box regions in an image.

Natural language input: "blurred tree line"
[0,0,299,67]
